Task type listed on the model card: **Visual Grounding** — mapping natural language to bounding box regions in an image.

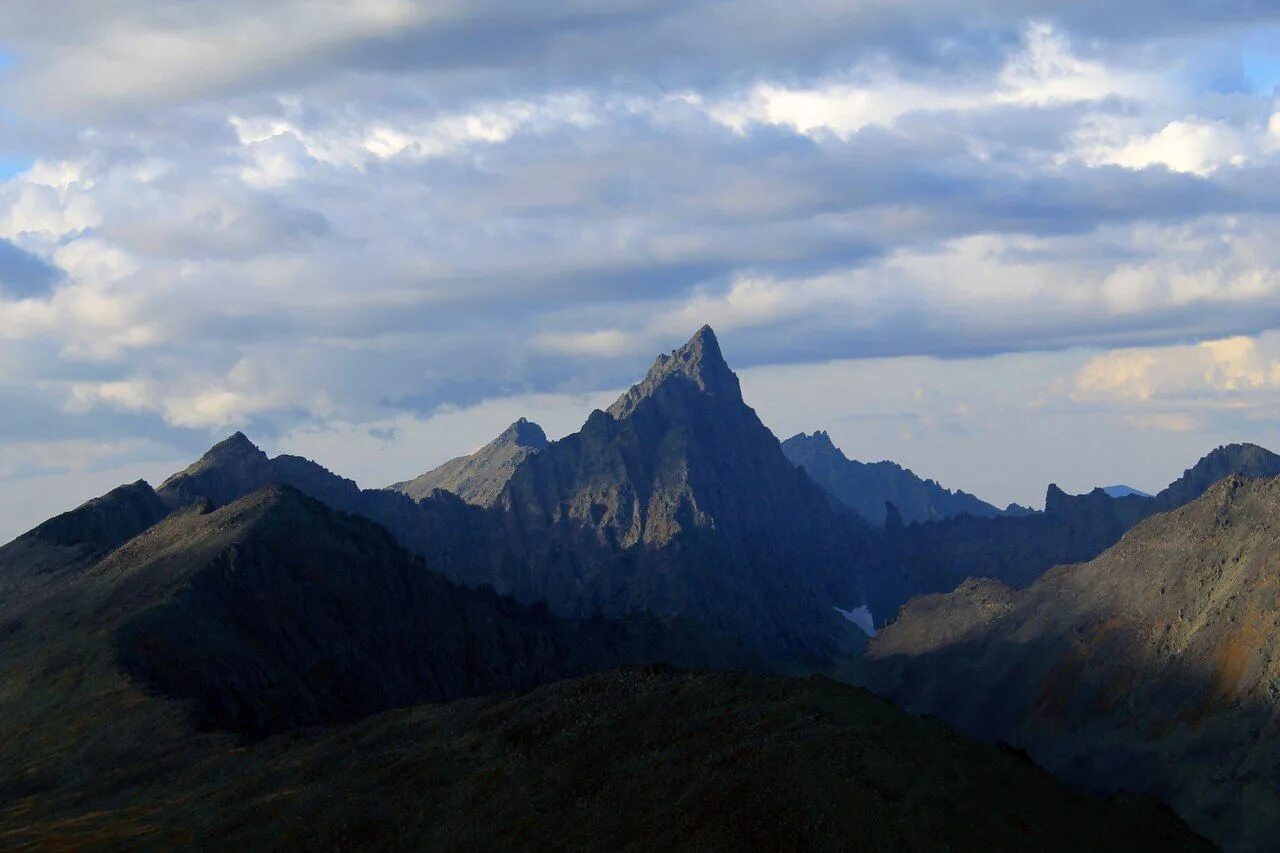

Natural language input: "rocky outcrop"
[860,473,1280,850]
[782,430,1004,526]
[389,418,548,506]
[1155,442,1280,508]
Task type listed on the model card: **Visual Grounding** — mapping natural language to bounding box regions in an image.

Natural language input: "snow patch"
[834,604,876,637]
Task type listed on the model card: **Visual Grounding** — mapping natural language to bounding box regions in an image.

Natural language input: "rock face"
[389,418,548,506]
[872,443,1280,626]
[860,474,1280,850]
[781,430,1003,526]
[482,326,874,663]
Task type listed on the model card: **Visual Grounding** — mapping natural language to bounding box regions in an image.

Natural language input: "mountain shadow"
[0,665,1210,850]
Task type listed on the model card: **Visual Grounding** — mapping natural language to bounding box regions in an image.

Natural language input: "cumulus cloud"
[1074,333,1280,403]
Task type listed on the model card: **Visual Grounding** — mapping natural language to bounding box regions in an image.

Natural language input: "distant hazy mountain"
[1101,484,1151,498]
[872,442,1280,626]
[860,473,1280,850]
[781,431,1006,526]
[389,418,548,506]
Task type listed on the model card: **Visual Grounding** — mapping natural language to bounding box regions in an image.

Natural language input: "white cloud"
[533,329,643,358]
[707,22,1157,140]
[5,0,435,113]
[1073,334,1280,404]
[1078,116,1271,175]
[997,22,1155,106]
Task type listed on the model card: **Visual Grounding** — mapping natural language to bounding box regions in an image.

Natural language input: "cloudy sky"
[3,2,1280,539]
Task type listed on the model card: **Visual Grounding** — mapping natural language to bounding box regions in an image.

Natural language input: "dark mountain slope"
[860,473,1280,850]
[0,480,167,588]
[2,480,749,743]
[154,431,501,594]
[110,486,616,735]
[390,418,548,505]
[782,430,1005,525]
[0,668,1208,850]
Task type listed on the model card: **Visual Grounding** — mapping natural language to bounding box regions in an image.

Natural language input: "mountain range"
[7,323,1280,849]
[147,326,874,666]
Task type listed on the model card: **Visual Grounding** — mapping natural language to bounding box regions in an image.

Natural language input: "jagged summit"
[495,325,872,662]
[201,430,265,461]
[607,325,742,419]
[157,431,274,509]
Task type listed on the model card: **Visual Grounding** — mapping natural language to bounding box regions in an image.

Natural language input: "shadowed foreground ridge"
[113,485,600,735]
[861,473,1280,850]
[0,669,1208,850]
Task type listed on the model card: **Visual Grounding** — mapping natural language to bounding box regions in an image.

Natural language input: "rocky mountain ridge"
[869,442,1280,626]
[781,430,1009,526]
[860,472,1280,850]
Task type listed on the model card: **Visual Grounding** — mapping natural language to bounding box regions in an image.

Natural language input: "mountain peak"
[607,325,742,419]
[496,418,549,450]
[389,419,549,506]
[788,430,842,457]
[201,431,266,463]
[158,432,273,509]
[1157,441,1280,507]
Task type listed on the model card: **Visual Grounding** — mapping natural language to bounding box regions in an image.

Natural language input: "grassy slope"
[0,667,1207,851]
